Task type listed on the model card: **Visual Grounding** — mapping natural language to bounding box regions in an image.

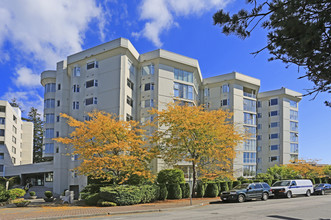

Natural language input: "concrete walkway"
[0,197,218,220]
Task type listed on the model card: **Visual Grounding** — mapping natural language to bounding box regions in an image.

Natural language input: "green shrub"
[0,185,10,202]
[140,185,159,203]
[314,178,321,184]
[29,191,36,196]
[8,188,26,200]
[220,181,229,192]
[180,183,190,198]
[233,181,241,188]
[85,193,101,206]
[44,191,53,198]
[167,184,182,199]
[196,182,206,198]
[253,179,263,183]
[157,169,185,185]
[126,174,148,185]
[227,181,233,190]
[158,184,168,200]
[80,192,89,200]
[205,182,219,197]
[81,184,110,194]
[97,199,117,207]
[99,185,142,206]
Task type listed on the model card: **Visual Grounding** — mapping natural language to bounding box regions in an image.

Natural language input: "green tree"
[267,165,299,179]
[213,0,331,106]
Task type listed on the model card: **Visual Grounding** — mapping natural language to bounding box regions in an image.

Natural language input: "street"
[87,194,331,220]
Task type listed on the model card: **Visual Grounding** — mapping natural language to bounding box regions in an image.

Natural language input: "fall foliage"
[286,160,324,179]
[149,104,244,197]
[54,110,154,184]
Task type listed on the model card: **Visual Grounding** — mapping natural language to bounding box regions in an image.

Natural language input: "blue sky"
[0,0,330,163]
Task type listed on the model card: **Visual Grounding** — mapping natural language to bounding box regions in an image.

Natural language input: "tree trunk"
[192,161,196,198]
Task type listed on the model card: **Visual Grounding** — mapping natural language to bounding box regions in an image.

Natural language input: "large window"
[270,133,279,139]
[174,68,193,83]
[290,121,298,131]
[44,99,55,108]
[73,84,80,93]
[0,106,5,112]
[144,83,154,91]
[44,143,54,154]
[0,129,4,136]
[45,114,55,124]
[222,84,229,93]
[244,98,256,112]
[144,99,154,108]
[87,61,98,70]
[127,79,134,90]
[73,101,79,110]
[127,96,133,107]
[243,165,256,176]
[204,88,210,97]
[290,110,298,120]
[243,87,256,98]
[85,97,97,106]
[290,143,298,153]
[45,128,54,138]
[244,113,256,125]
[244,139,256,151]
[269,111,278,117]
[244,126,256,138]
[174,82,194,100]
[270,145,279,151]
[73,66,80,76]
[269,156,279,162]
[270,122,279,128]
[45,83,56,93]
[86,79,98,88]
[269,98,278,106]
[0,117,5,124]
[243,152,256,163]
[142,64,154,75]
[290,100,297,108]
[221,99,230,106]
[290,132,298,142]
[0,153,4,160]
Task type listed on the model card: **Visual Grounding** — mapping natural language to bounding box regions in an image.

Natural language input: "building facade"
[38,38,302,194]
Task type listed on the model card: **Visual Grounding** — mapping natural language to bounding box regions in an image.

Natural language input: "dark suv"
[220,182,272,203]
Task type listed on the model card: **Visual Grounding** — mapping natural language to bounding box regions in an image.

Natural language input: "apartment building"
[256,88,302,173]
[38,38,301,194]
[0,100,33,175]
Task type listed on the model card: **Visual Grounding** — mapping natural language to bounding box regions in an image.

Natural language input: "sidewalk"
[0,197,219,220]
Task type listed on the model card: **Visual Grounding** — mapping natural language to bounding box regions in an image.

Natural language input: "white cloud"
[134,0,230,47]
[0,0,104,69]
[13,67,40,88]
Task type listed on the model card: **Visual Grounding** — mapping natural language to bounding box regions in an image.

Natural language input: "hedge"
[157,169,185,185]
[227,181,233,190]
[99,185,142,206]
[220,181,229,192]
[85,193,101,206]
[0,185,9,202]
[205,182,219,197]
[180,183,190,198]
[140,185,159,203]
[158,184,168,200]
[196,182,206,198]
[167,184,182,199]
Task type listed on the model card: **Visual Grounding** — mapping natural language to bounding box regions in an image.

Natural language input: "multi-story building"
[256,88,302,173]
[0,100,34,175]
[38,38,301,194]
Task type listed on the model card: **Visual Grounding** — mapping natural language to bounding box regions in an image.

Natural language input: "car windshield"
[233,183,250,190]
[272,181,290,186]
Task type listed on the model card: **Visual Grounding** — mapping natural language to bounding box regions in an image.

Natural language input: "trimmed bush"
[205,182,219,197]
[233,181,241,188]
[196,182,206,198]
[99,185,142,206]
[97,199,117,207]
[8,188,26,200]
[0,185,10,202]
[180,183,190,198]
[140,185,159,203]
[81,184,110,194]
[44,191,53,198]
[158,184,168,200]
[227,181,233,190]
[220,181,229,192]
[157,169,185,185]
[85,193,101,206]
[126,174,149,185]
[167,184,182,199]
[29,191,36,196]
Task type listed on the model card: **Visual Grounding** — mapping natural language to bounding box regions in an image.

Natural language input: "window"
[290,121,298,131]
[12,126,17,134]
[12,146,16,154]
[257,101,261,108]
[13,115,17,123]
[243,87,256,98]
[71,154,79,161]
[290,110,298,120]
[174,68,193,83]
[244,113,256,125]
[55,131,59,138]
[269,98,278,106]
[45,173,53,182]
[144,83,154,91]
[12,136,16,144]
[45,114,55,124]
[270,133,279,139]
[244,139,256,151]
[0,153,4,159]
[12,157,16,164]
[243,152,256,163]
[222,84,229,93]
[0,165,3,172]
[0,117,5,124]
[45,128,54,138]
[85,97,95,106]
[255,183,263,189]
[204,88,210,97]
[128,59,135,77]
[257,135,262,140]
[173,82,194,100]
[144,99,154,108]
[142,64,154,75]
[290,132,298,142]
[73,84,80,93]
[0,129,4,136]
[84,115,92,121]
[87,61,98,70]
[45,99,56,109]
[243,98,256,112]
[73,101,79,110]
[56,116,60,122]
[126,114,133,121]
[45,83,56,93]
[73,66,81,76]
[270,145,279,150]
[86,79,98,88]
[0,106,5,113]
[289,100,297,108]
[243,165,256,176]
[127,96,133,107]
[44,143,54,154]
[58,84,61,90]
[244,126,256,138]
[290,143,298,153]
[221,99,229,106]
[257,146,262,152]
[270,122,279,128]
[269,156,279,162]
[57,100,60,107]
[127,79,134,90]
[269,111,278,117]
[257,124,262,129]
[257,113,262,118]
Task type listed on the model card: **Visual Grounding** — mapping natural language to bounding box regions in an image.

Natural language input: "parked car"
[220,182,272,203]
[313,183,331,195]
[271,179,314,198]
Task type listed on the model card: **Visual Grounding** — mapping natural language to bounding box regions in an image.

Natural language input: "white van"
[271,179,314,198]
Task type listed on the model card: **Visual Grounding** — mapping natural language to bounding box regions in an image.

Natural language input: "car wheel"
[286,191,292,198]
[261,192,268,201]
[306,190,311,197]
[321,190,325,195]
[238,194,245,203]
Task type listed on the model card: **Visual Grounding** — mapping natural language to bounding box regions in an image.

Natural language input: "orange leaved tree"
[286,160,324,179]
[149,104,244,197]
[54,111,154,184]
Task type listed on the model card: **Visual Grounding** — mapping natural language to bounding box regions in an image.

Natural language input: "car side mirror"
[247,187,252,190]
